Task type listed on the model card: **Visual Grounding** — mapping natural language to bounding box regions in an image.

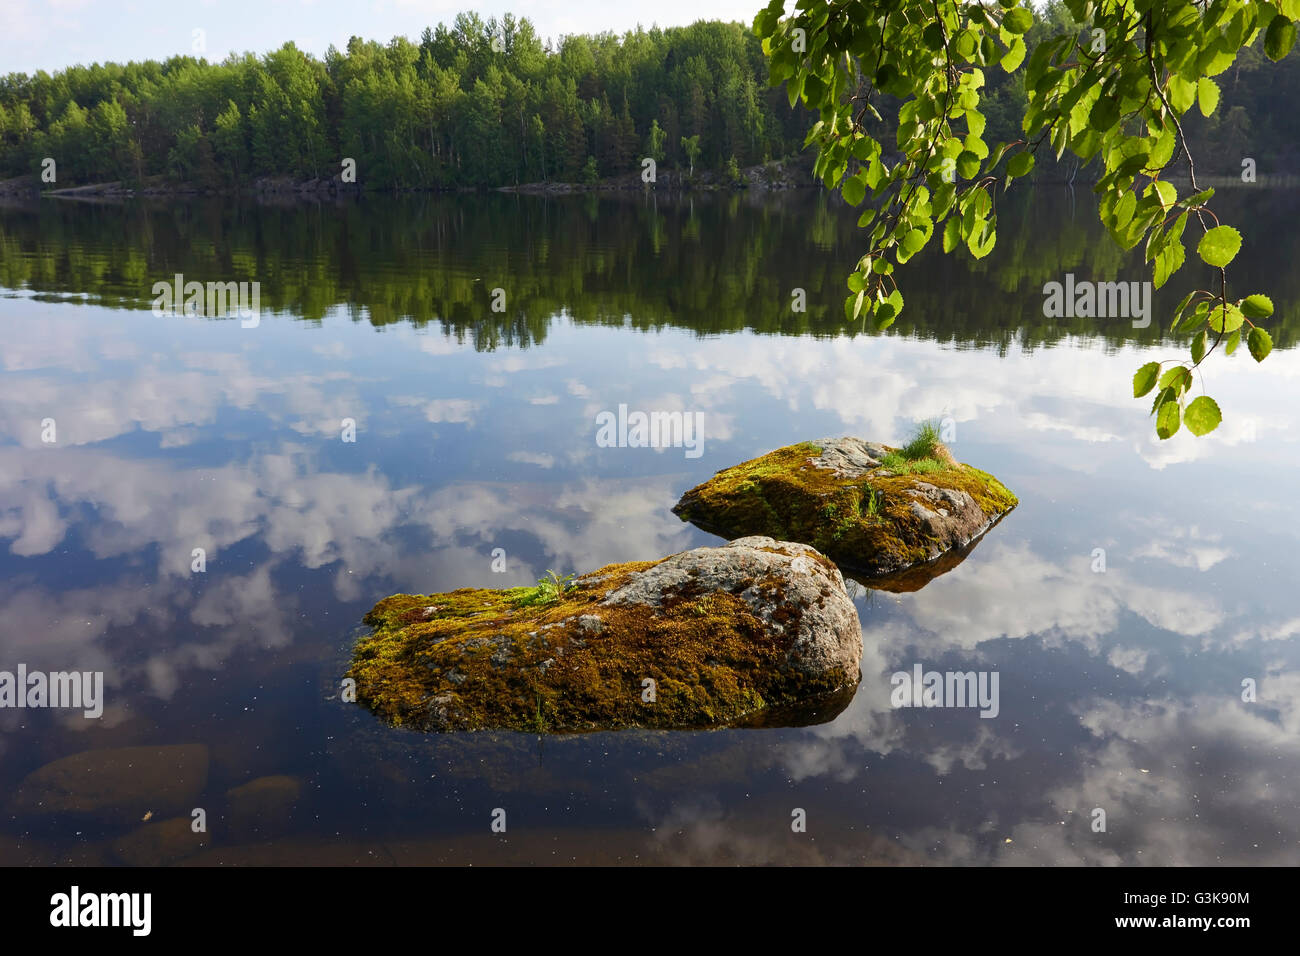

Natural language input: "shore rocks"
[672,437,1017,583]
[500,157,813,193]
[0,175,39,198]
[348,537,861,732]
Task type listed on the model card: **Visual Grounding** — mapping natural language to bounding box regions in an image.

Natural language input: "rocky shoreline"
[0,157,812,201]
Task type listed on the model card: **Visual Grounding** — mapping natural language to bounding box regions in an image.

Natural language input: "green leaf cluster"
[755,0,1287,438]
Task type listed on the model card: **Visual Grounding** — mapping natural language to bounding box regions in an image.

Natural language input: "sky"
[1,0,765,76]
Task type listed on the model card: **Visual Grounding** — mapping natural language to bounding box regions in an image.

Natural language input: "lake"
[1,186,1298,865]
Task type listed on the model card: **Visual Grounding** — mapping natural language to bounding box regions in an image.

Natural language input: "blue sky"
[2,0,764,76]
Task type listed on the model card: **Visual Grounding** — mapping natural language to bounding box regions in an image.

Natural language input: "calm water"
[1,188,1298,865]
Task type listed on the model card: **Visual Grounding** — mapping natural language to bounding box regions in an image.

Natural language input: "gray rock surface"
[600,536,861,680]
[807,436,892,478]
[905,482,988,557]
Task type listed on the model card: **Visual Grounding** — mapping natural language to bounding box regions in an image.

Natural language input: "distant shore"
[6,159,1298,203]
[0,156,817,202]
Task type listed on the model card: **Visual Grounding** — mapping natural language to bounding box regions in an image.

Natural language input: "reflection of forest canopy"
[0,4,1296,189]
[2,188,1296,350]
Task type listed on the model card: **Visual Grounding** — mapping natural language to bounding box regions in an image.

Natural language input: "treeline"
[1,5,1297,191]
[0,13,808,189]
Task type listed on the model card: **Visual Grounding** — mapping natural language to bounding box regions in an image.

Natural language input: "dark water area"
[1,187,1298,865]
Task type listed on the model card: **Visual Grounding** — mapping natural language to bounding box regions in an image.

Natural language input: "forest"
[0,14,803,189]
[0,4,1297,190]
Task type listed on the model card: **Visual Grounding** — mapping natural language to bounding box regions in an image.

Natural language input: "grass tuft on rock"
[899,420,943,461]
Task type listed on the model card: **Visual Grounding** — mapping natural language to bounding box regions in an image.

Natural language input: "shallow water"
[1,188,1298,865]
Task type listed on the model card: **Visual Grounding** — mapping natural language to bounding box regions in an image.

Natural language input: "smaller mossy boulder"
[673,437,1018,580]
[348,537,861,732]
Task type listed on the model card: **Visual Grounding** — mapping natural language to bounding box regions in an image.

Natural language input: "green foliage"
[1184,395,1222,436]
[513,570,577,608]
[1248,326,1273,361]
[754,0,1289,439]
[1197,226,1242,268]
[724,154,745,186]
[879,452,947,475]
[647,118,667,163]
[880,421,950,475]
[899,420,942,461]
[1133,362,1161,398]
[862,486,882,518]
[0,14,809,189]
[680,134,702,175]
[212,101,247,184]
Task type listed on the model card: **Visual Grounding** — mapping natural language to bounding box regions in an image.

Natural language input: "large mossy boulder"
[673,437,1017,583]
[348,537,861,732]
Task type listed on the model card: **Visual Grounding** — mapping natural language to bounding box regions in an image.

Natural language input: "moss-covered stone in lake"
[347,537,861,733]
[672,437,1018,581]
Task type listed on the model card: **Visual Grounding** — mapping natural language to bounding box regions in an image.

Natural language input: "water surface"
[1,188,1298,865]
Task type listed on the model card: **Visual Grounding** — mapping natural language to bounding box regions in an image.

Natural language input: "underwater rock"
[111,815,209,866]
[348,537,861,732]
[672,437,1017,584]
[9,744,209,825]
[225,775,302,841]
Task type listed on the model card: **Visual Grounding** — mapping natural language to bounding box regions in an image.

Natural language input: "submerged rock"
[673,437,1017,583]
[111,815,209,866]
[348,537,861,732]
[9,744,209,824]
[225,775,302,841]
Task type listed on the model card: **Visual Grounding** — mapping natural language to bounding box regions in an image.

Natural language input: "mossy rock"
[348,537,862,732]
[673,437,1018,584]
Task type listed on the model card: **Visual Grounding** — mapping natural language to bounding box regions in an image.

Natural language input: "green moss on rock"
[348,538,862,733]
[673,437,1017,581]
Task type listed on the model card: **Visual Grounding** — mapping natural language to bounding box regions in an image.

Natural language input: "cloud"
[506,451,555,468]
[390,396,479,424]
[1134,524,1233,571]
